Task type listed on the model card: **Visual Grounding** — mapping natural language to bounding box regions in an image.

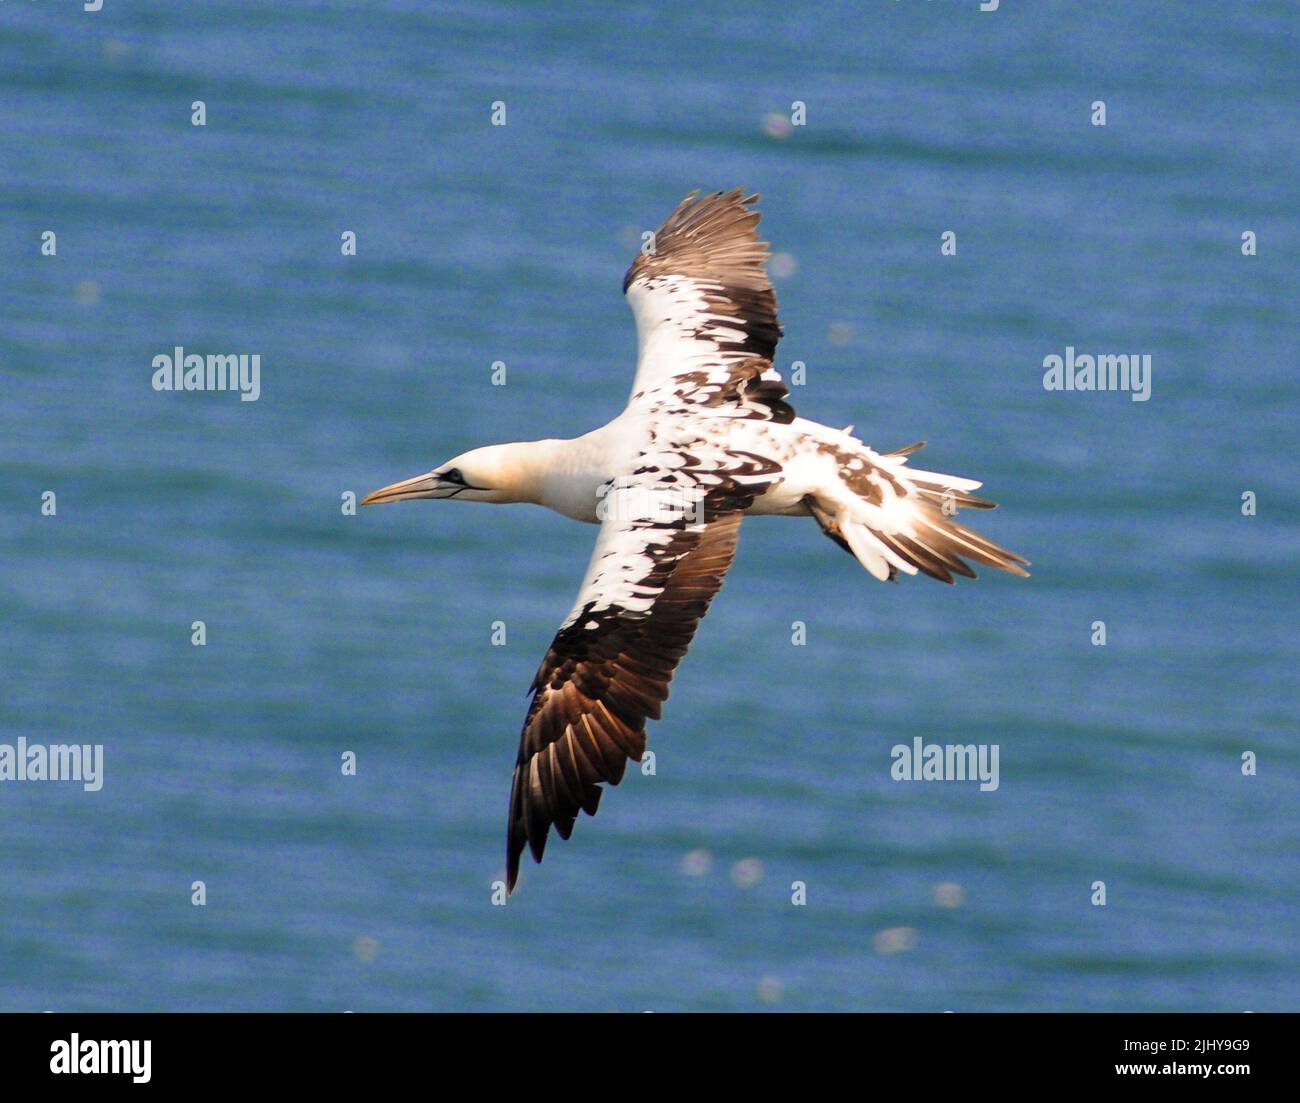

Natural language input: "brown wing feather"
[624,188,782,363]
[658,355,796,424]
[505,512,743,893]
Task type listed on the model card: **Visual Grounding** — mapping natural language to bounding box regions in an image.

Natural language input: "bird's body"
[482,415,960,525]
[364,190,1029,892]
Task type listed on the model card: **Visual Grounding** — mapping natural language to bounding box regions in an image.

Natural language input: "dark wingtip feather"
[886,440,927,457]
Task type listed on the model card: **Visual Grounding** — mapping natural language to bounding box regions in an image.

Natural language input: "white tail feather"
[837,518,892,580]
[807,438,1029,584]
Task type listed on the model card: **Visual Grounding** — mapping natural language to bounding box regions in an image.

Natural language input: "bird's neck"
[489,438,568,506]
[492,433,614,521]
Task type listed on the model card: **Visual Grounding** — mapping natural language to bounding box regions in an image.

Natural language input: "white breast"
[535,416,646,522]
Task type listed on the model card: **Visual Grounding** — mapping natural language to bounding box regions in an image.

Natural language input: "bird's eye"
[442,468,466,485]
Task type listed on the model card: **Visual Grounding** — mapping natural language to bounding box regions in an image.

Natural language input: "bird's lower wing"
[505,452,771,893]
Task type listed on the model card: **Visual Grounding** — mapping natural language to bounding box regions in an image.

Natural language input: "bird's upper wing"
[505,434,779,893]
[623,189,786,406]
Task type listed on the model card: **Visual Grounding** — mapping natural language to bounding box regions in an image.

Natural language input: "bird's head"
[362,444,529,507]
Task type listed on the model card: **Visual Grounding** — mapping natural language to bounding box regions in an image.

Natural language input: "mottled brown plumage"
[506,510,745,892]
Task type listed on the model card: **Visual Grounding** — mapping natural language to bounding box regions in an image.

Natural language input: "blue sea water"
[1,1,1296,1011]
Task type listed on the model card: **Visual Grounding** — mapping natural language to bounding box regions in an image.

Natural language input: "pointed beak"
[362,471,443,506]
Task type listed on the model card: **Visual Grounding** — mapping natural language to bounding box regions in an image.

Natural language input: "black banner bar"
[1,1011,1288,1090]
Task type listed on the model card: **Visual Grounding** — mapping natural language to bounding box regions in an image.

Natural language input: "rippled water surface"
[1,1,1296,1010]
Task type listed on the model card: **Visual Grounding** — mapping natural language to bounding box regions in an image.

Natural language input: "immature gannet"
[364,190,1028,893]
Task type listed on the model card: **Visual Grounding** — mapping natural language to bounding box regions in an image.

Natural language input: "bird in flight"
[363,189,1028,893]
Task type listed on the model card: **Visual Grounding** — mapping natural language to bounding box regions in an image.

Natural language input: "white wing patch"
[562,431,776,625]
[627,275,754,399]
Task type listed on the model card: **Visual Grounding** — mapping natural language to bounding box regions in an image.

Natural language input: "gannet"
[363,190,1029,893]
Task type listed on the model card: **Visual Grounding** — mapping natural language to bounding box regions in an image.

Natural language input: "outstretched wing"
[505,444,778,893]
[624,189,786,405]
[504,191,793,891]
